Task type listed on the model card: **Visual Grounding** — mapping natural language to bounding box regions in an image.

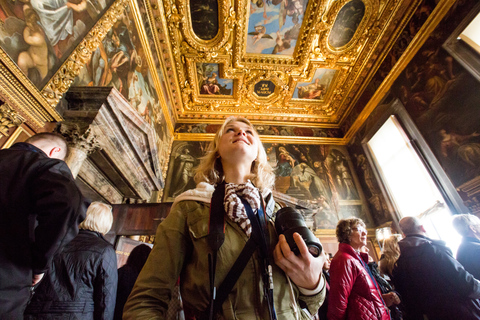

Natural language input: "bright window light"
[367,116,461,254]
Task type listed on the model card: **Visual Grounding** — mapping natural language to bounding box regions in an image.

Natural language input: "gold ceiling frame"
[176,0,235,52]
[184,54,242,105]
[244,70,289,107]
[0,49,60,131]
[148,0,184,126]
[344,0,457,142]
[174,132,347,145]
[42,0,127,109]
[130,0,175,135]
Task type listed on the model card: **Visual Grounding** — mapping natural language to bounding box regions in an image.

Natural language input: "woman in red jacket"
[327,218,396,320]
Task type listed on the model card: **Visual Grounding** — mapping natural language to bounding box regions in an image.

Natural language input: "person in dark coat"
[24,202,118,320]
[0,132,85,319]
[114,244,151,320]
[452,213,480,280]
[392,216,480,320]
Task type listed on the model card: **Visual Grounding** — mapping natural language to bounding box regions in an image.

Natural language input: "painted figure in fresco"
[30,0,89,57]
[330,152,359,200]
[291,162,330,200]
[439,129,480,169]
[249,25,273,45]
[200,72,221,94]
[171,148,196,197]
[276,146,297,176]
[17,5,50,82]
[297,78,324,100]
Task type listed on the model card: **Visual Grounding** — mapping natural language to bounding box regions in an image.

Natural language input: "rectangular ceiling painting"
[246,0,309,55]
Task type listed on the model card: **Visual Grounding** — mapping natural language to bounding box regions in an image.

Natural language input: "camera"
[275,207,322,257]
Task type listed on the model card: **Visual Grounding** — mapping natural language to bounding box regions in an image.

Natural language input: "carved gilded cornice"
[174,132,347,145]
[344,0,457,142]
[41,0,128,108]
[129,0,175,135]
[0,103,24,138]
[0,50,59,130]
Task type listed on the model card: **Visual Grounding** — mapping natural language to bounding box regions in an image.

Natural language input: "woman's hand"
[382,292,401,307]
[273,233,325,290]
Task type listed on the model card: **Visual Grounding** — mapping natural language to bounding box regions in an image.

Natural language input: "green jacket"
[123,183,325,319]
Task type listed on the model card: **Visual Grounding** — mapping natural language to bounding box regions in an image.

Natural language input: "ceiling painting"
[328,0,365,49]
[293,68,336,101]
[196,63,233,96]
[246,0,309,55]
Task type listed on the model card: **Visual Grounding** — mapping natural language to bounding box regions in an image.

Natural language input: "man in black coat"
[392,216,480,320]
[0,132,85,319]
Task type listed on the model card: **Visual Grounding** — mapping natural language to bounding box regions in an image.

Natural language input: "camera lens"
[275,207,322,257]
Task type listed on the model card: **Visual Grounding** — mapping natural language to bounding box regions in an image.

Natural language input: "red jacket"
[327,243,390,320]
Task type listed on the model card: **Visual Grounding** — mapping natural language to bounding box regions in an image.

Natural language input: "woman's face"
[349,224,367,250]
[218,120,258,167]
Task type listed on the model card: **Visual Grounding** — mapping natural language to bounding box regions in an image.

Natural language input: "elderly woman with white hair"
[25,201,118,320]
[453,213,480,279]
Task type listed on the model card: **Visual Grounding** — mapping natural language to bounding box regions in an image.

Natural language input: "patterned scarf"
[224,180,261,237]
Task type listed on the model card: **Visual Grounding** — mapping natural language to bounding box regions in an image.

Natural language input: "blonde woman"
[25,202,117,320]
[124,116,326,320]
[378,235,402,279]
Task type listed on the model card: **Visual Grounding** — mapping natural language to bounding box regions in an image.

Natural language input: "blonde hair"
[79,202,113,235]
[379,234,402,277]
[194,116,275,192]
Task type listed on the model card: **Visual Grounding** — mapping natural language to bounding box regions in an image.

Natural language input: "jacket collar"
[11,142,48,157]
[338,242,369,264]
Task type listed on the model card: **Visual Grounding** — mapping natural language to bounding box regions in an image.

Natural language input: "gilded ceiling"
[152,0,423,129]
[0,0,432,144]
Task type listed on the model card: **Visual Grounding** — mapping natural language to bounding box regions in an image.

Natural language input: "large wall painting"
[264,143,371,228]
[293,68,336,100]
[163,140,372,228]
[73,2,171,182]
[196,63,233,96]
[246,0,309,55]
[0,0,114,88]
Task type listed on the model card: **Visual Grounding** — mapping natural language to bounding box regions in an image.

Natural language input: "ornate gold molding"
[41,0,128,108]
[0,103,24,138]
[174,132,347,145]
[0,50,59,130]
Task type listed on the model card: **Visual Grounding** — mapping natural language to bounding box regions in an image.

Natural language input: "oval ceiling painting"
[190,0,219,40]
[328,0,365,48]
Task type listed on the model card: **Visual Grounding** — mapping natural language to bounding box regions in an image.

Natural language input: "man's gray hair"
[452,214,480,237]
